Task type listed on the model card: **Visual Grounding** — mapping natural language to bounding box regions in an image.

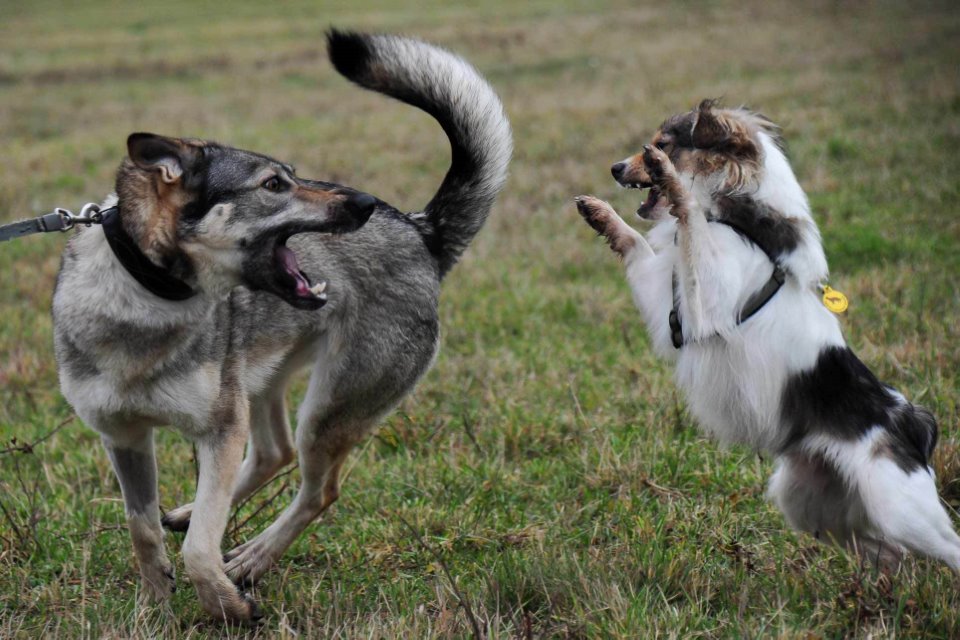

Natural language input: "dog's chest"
[57,321,309,436]
[675,342,789,452]
[60,338,223,431]
[61,360,223,434]
[55,305,231,434]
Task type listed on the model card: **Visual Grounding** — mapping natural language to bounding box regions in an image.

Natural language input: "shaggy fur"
[576,99,960,570]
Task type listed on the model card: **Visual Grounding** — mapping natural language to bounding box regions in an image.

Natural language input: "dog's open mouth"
[274,241,327,306]
[637,186,661,217]
[622,181,660,218]
[242,191,377,310]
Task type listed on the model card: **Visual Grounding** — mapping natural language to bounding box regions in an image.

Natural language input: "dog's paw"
[642,145,687,220]
[575,196,636,257]
[575,195,616,229]
[140,560,176,602]
[161,504,192,532]
[642,145,677,183]
[854,538,905,574]
[194,576,264,624]
[223,537,276,588]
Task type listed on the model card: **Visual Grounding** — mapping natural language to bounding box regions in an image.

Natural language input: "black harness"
[669,218,786,349]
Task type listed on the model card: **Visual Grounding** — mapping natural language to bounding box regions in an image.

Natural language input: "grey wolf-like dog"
[575,100,960,570]
[53,30,511,621]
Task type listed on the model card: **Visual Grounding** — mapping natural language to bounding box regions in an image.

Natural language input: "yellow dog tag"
[821,285,849,313]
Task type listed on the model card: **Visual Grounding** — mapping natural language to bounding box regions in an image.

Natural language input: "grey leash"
[0,203,112,242]
[0,201,196,300]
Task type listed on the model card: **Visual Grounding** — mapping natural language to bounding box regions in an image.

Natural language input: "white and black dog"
[575,99,960,570]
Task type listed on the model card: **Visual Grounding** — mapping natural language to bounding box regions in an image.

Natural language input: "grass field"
[1,0,959,637]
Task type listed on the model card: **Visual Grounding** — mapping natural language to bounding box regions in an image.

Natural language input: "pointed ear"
[690,99,727,149]
[127,133,191,184]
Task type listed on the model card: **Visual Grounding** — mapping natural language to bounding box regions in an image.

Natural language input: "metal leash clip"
[54,202,105,231]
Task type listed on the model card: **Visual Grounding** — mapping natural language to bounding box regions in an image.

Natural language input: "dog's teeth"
[309,282,327,296]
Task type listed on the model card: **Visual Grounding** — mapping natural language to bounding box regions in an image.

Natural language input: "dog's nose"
[343,193,377,221]
[611,162,626,181]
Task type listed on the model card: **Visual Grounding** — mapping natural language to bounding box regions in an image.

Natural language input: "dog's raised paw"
[224,536,278,587]
[642,144,671,180]
[640,146,684,214]
[575,195,614,231]
[575,196,637,256]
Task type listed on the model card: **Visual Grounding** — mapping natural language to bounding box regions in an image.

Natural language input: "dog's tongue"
[276,245,314,298]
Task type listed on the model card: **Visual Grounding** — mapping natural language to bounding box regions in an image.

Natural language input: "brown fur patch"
[293,184,342,204]
[574,196,636,256]
[616,153,651,185]
[626,101,778,194]
[116,136,206,264]
[117,163,192,263]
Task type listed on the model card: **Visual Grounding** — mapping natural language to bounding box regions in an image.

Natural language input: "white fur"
[614,120,960,569]
[367,35,511,205]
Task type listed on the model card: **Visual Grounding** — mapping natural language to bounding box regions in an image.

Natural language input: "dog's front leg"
[575,195,653,261]
[101,426,175,602]
[642,145,711,335]
[181,393,261,623]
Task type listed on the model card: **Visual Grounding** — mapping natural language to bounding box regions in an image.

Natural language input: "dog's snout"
[343,193,376,221]
[611,162,626,180]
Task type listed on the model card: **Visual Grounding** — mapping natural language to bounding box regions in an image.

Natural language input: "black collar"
[669,218,786,349]
[101,207,197,301]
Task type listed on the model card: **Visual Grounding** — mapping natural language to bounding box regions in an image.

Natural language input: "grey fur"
[106,446,157,515]
[52,31,511,622]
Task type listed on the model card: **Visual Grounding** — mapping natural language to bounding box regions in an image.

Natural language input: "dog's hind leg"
[231,394,296,501]
[222,341,409,586]
[768,451,904,569]
[842,439,960,571]
[575,196,652,260]
[101,426,176,602]
[223,408,363,587]
[162,393,294,531]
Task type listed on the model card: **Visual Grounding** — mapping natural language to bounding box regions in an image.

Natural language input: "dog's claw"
[244,593,264,623]
[163,565,176,593]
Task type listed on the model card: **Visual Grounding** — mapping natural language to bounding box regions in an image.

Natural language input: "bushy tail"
[327,29,512,278]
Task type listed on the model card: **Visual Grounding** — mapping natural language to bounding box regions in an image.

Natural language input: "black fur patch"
[108,448,156,514]
[660,112,697,149]
[59,334,101,379]
[327,29,373,82]
[781,346,938,472]
[710,195,801,261]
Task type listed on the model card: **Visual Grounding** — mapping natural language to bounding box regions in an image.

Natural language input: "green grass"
[2,0,959,637]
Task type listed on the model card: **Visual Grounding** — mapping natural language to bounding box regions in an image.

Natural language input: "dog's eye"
[656,139,670,150]
[262,176,286,192]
